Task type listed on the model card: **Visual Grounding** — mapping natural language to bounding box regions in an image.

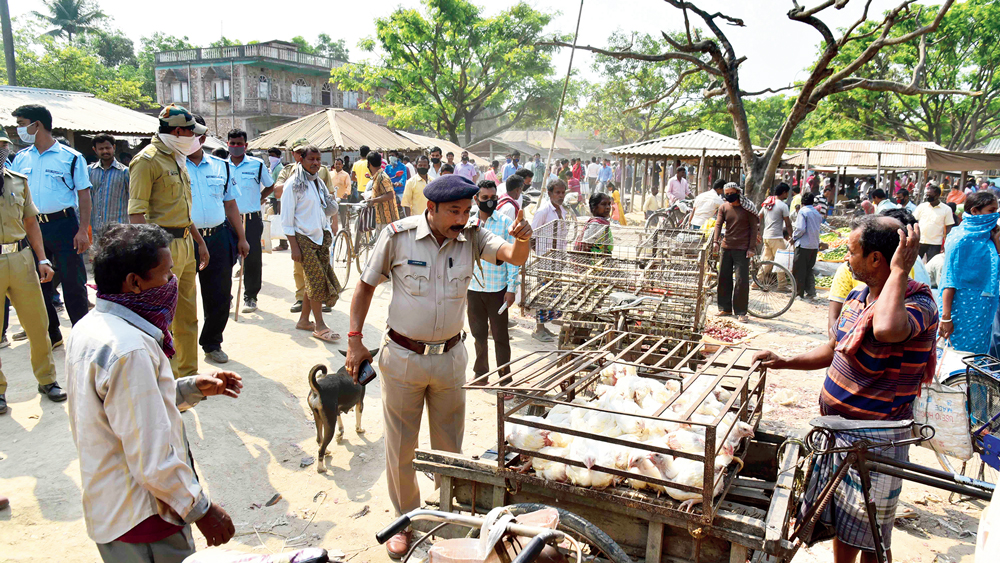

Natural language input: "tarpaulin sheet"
[926,149,1000,172]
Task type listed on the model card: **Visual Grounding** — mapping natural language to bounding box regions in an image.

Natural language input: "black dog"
[308,349,379,473]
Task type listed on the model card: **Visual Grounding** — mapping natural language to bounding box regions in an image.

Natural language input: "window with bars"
[170,81,189,103]
[292,78,312,104]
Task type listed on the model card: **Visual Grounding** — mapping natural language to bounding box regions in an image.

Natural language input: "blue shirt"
[11,141,92,214]
[598,165,613,182]
[228,155,274,214]
[385,161,408,196]
[187,154,239,229]
[88,159,130,234]
[792,205,823,249]
[468,212,519,293]
[501,162,520,182]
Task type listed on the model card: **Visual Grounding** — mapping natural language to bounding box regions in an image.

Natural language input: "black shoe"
[0,394,7,414]
[290,300,303,313]
[322,304,331,313]
[38,382,67,402]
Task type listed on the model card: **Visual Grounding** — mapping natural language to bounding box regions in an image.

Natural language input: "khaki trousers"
[294,261,306,302]
[760,238,789,283]
[0,247,55,394]
[379,337,468,515]
[168,235,198,378]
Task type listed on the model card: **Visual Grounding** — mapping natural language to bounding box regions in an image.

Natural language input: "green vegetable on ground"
[822,246,848,260]
[815,275,834,288]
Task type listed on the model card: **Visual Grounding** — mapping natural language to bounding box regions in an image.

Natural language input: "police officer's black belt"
[0,239,29,254]
[242,212,261,221]
[388,329,462,356]
[163,226,191,239]
[199,224,225,238]
[37,208,74,224]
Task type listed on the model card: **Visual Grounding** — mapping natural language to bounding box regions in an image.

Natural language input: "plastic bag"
[775,248,794,271]
[913,341,973,460]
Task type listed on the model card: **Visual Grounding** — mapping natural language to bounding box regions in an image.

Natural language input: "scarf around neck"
[96,276,179,358]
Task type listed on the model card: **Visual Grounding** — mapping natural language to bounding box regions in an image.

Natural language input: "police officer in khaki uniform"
[128,105,211,378]
[0,129,60,414]
[273,138,333,313]
[345,175,532,559]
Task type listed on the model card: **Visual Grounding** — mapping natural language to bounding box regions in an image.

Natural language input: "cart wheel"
[747,260,796,319]
[332,230,352,287]
[504,503,633,563]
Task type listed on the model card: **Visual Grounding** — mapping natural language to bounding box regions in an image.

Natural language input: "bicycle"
[706,242,796,319]
[935,354,1000,488]
[643,199,692,231]
[376,504,632,563]
[331,202,379,286]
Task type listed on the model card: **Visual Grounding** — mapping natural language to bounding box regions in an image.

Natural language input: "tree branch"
[624,67,701,112]
[704,84,801,99]
[538,39,721,75]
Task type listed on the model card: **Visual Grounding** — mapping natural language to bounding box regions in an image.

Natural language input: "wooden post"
[698,147,707,195]
[804,149,810,188]
[876,152,882,191]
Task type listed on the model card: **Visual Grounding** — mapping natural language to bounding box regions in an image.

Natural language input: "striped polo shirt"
[820,285,939,421]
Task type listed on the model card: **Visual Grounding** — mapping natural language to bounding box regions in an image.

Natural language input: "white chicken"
[628,454,670,494]
[663,456,729,512]
[506,416,551,452]
[565,438,617,489]
[664,429,706,455]
[531,446,569,482]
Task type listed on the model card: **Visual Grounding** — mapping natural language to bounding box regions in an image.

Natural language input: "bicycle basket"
[961,355,1000,470]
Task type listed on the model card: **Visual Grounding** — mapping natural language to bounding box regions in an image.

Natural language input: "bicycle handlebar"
[376,514,411,544]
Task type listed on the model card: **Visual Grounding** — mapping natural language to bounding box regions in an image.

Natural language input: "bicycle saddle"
[809,415,913,431]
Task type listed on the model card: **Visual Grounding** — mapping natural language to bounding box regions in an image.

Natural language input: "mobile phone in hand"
[358,359,377,386]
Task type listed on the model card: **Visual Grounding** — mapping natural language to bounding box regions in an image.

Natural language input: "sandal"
[716,311,733,317]
[296,321,316,331]
[737,315,750,323]
[312,329,341,343]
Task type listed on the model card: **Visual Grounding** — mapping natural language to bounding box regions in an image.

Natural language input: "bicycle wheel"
[644,212,664,231]
[355,229,374,274]
[332,230,352,287]
[747,260,796,319]
[666,207,686,229]
[504,503,633,563]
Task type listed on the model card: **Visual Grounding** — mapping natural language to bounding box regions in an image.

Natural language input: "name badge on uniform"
[407,260,427,267]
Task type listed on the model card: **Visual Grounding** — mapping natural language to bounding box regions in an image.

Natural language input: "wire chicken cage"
[521,220,713,344]
[466,330,765,525]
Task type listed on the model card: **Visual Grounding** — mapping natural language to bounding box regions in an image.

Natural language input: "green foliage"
[86,30,136,67]
[30,0,106,42]
[137,32,195,99]
[813,0,1000,150]
[331,0,559,144]
[209,37,241,48]
[569,31,708,145]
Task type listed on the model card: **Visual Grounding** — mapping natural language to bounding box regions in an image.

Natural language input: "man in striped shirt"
[754,215,937,562]
[467,180,519,383]
[89,133,130,238]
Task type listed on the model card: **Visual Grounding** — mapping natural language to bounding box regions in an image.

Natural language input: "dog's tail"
[308,364,327,394]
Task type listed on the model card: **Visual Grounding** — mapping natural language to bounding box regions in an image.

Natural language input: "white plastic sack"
[775,249,794,271]
[913,380,973,461]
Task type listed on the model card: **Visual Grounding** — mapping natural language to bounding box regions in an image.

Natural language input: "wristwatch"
[38,259,52,266]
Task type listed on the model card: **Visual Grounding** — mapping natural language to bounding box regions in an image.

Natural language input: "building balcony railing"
[155,44,346,70]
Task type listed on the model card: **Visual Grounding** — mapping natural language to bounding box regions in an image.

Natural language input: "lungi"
[295,231,342,306]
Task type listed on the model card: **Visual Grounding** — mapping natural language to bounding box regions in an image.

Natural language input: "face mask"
[478,198,498,216]
[17,123,36,144]
[535,158,540,163]
[389,156,398,165]
[506,158,512,164]
[96,275,179,358]
[269,156,281,168]
[725,193,740,203]
[431,157,441,165]
[928,197,939,205]
[160,133,203,156]
[416,166,429,176]
[461,156,468,162]
[228,145,246,158]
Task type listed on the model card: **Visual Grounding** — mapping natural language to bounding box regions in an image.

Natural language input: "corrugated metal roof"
[495,130,582,152]
[607,129,762,158]
[0,86,159,135]
[984,139,1000,154]
[782,140,945,169]
[247,108,424,152]
[394,131,488,163]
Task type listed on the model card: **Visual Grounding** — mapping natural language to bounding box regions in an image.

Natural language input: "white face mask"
[269,156,280,168]
[17,123,37,144]
[160,133,203,156]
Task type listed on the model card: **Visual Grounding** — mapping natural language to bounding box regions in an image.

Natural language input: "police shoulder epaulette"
[466,216,482,230]
[138,144,158,160]
[4,168,27,181]
[388,216,419,234]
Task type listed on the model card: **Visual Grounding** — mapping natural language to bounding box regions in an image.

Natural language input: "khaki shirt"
[277,162,331,189]
[0,169,39,243]
[128,136,193,229]
[361,212,506,342]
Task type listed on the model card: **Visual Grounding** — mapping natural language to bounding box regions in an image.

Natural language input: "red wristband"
[348,331,363,338]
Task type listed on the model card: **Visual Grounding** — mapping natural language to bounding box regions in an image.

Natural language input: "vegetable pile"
[815,275,834,289]
[821,246,848,261]
[704,318,750,343]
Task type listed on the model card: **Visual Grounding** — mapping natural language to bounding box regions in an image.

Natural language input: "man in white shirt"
[690,179,725,229]
[403,155,417,183]
[666,167,690,205]
[585,157,601,196]
[428,146,444,180]
[530,179,571,342]
[67,223,241,563]
[454,150,478,183]
[913,185,955,261]
[873,188,898,214]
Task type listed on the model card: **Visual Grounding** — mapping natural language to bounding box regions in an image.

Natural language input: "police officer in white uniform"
[345,175,532,559]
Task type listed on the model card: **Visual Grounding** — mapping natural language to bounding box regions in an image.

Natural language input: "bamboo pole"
[544,0,584,178]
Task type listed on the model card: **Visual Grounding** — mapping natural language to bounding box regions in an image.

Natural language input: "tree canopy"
[331,0,560,145]
[31,0,106,42]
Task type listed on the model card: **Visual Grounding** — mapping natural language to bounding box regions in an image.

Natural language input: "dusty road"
[0,249,984,563]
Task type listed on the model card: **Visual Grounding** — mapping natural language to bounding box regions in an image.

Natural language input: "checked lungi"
[798,424,911,552]
[295,231,342,306]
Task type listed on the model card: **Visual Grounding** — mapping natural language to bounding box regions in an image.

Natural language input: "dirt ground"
[0,249,984,563]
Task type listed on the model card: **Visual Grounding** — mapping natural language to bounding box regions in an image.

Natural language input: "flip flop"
[715,311,733,317]
[312,329,341,343]
[296,321,316,331]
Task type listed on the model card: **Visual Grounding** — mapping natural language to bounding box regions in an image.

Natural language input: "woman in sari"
[939,190,1000,352]
[574,193,614,254]
[608,182,627,225]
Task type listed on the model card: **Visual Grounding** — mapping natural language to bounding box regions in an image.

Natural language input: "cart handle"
[513,531,559,563]
[376,514,411,544]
